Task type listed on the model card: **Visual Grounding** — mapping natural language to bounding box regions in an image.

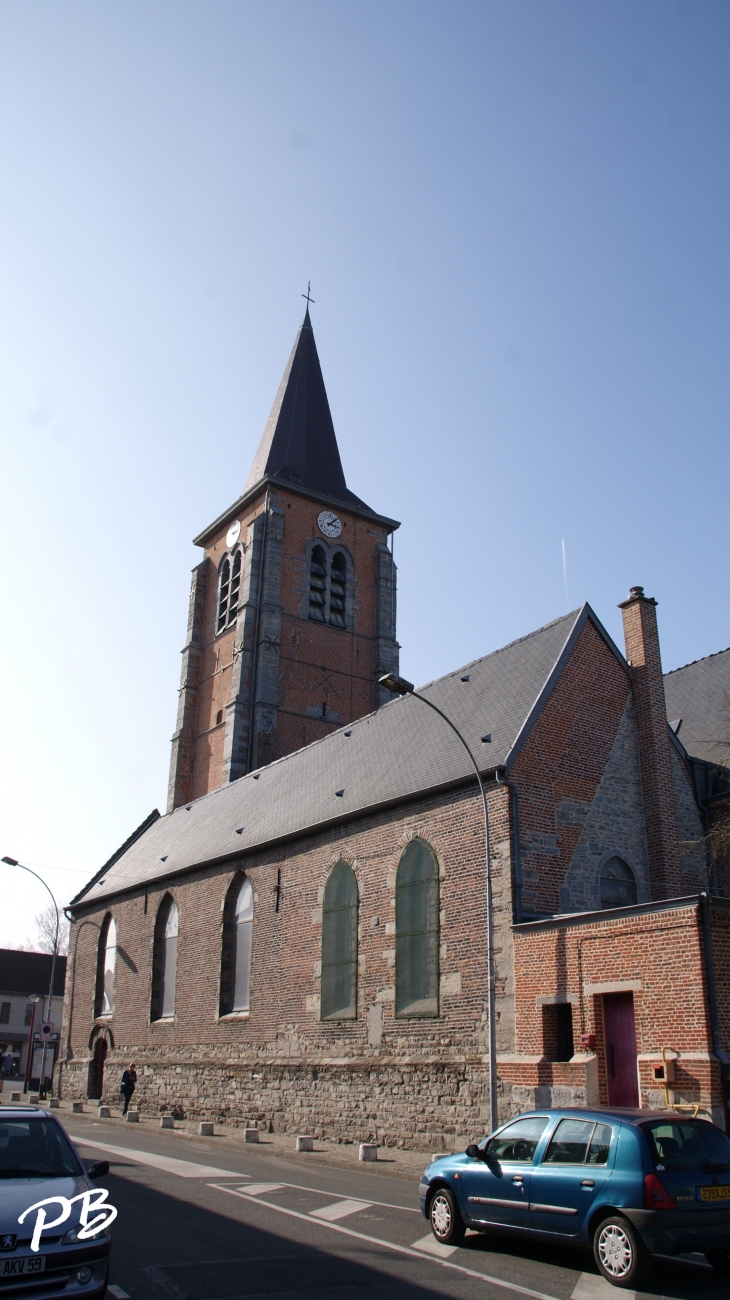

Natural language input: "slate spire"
[245,308,361,504]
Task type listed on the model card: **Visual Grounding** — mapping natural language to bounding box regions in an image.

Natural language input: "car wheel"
[593,1214,651,1288]
[429,1188,465,1245]
[705,1251,730,1276]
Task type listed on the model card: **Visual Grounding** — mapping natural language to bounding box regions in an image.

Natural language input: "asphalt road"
[57,1116,723,1300]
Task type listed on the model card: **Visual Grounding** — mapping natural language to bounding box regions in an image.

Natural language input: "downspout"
[496,767,523,924]
[699,892,730,1130]
[245,490,270,775]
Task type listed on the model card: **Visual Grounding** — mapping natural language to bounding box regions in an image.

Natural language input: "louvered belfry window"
[320,861,358,1019]
[309,545,327,621]
[329,553,347,627]
[217,549,242,633]
[395,839,439,1017]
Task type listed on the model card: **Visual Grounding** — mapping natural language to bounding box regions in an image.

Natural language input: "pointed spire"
[245,310,356,503]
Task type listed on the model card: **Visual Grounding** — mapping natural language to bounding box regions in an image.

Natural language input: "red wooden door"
[603,992,638,1107]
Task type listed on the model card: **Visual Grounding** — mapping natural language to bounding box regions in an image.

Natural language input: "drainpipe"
[245,491,270,775]
[699,892,730,1130]
[496,767,523,924]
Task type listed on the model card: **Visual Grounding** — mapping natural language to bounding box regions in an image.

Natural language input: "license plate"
[1,1256,47,1277]
[698,1184,730,1202]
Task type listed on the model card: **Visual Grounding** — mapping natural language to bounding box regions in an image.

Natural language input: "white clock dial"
[317,510,342,539]
[226,520,241,547]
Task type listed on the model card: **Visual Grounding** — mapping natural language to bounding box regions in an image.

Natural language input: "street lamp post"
[2,857,60,1097]
[379,672,499,1133]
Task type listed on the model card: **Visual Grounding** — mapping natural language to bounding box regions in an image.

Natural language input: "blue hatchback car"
[419,1107,730,1288]
[0,1106,112,1297]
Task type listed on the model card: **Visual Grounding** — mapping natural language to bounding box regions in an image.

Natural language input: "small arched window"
[395,839,439,1017]
[216,549,242,633]
[309,545,327,622]
[95,915,116,1017]
[151,896,178,1021]
[329,553,347,628]
[600,857,638,909]
[321,861,358,1020]
[220,875,254,1015]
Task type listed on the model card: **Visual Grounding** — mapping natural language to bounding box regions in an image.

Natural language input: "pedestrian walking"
[120,1062,137,1115]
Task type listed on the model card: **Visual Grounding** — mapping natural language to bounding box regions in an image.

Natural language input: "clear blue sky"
[1,1,728,943]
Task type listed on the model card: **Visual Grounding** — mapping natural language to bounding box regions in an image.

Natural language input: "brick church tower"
[167,308,400,811]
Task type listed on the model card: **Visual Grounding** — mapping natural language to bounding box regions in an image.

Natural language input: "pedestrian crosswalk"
[310,1198,373,1221]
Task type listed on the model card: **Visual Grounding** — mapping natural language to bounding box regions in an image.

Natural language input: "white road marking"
[310,1198,372,1221]
[238,1182,285,1196]
[107,1287,130,1299]
[70,1135,244,1179]
[571,1276,634,1300]
[209,1184,563,1300]
[410,1232,458,1257]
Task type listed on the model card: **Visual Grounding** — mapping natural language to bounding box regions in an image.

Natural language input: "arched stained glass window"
[395,839,439,1017]
[600,857,637,909]
[321,862,358,1020]
[95,915,116,1018]
[219,875,254,1015]
[151,895,178,1021]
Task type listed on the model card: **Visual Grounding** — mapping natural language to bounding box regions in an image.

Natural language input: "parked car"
[419,1107,730,1287]
[0,1106,111,1297]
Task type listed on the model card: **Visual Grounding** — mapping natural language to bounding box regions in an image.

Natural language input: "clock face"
[317,510,342,539]
[226,520,241,548]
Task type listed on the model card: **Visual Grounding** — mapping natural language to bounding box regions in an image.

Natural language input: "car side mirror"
[86,1160,109,1179]
[465,1144,481,1160]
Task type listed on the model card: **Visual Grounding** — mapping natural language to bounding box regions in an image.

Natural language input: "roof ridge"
[417,608,582,693]
[664,646,730,677]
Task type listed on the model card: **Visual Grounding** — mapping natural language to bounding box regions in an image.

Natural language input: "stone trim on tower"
[374,541,399,709]
[167,560,209,812]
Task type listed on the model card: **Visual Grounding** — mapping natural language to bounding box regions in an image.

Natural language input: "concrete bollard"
[71,1101,84,1114]
[98,1106,111,1118]
[199,1121,214,1136]
[126,1110,139,1123]
[244,1128,259,1143]
[10,1092,21,1103]
[160,1115,174,1129]
[28,1094,39,1105]
[359,1143,377,1162]
[49,1098,60,1109]
[296,1135,313,1152]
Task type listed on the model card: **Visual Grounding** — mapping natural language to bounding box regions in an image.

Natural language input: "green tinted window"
[395,839,439,1017]
[320,862,358,1020]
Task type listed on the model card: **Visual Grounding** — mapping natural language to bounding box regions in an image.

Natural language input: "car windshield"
[0,1119,80,1179]
[484,1116,550,1164]
[641,1119,730,1172]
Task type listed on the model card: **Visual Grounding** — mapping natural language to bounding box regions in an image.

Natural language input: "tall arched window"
[220,876,254,1015]
[95,915,116,1017]
[321,861,358,1020]
[309,546,327,621]
[600,857,638,909]
[395,839,439,1017]
[151,896,178,1021]
[217,557,230,632]
[329,553,347,628]
[216,549,242,633]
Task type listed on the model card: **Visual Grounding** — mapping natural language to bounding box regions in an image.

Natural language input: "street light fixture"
[379,672,499,1132]
[2,856,60,1097]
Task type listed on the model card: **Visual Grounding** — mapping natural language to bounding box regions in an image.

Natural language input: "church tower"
[167,308,400,812]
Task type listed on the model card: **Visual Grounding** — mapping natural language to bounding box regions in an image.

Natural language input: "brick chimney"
[618,586,680,899]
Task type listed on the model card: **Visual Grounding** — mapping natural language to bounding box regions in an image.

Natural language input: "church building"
[60,311,730,1146]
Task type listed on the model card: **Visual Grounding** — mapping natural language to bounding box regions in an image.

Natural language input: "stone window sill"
[218,1011,250,1022]
[151,1017,175,1025]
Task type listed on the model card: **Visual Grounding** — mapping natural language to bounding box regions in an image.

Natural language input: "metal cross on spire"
[302,280,315,308]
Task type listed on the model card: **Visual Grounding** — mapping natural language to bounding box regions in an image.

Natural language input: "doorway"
[603,992,638,1106]
[87,1038,107,1100]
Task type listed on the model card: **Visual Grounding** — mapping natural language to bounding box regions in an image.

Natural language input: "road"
[56,1115,722,1300]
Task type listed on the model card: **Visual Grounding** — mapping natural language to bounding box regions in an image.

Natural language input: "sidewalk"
[0,1089,462,1183]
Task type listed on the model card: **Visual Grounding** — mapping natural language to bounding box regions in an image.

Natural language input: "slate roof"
[664,647,730,768]
[243,308,372,511]
[0,950,67,998]
[71,605,627,909]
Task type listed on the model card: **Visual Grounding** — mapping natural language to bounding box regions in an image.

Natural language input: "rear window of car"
[640,1119,730,1173]
[0,1119,80,1179]
[542,1119,613,1166]
[484,1117,550,1163]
